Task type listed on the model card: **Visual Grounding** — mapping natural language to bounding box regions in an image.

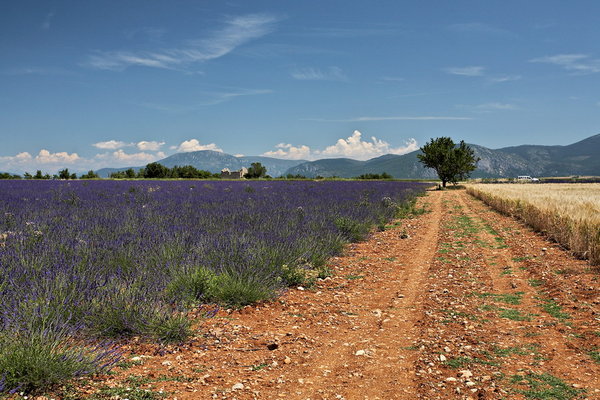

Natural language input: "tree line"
[2,138,480,185]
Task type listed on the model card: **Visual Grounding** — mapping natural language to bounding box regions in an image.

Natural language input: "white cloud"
[318,130,418,160]
[290,66,347,81]
[0,152,33,165]
[136,141,165,151]
[262,131,419,161]
[262,143,312,160]
[444,66,485,76]
[174,139,223,153]
[93,140,131,150]
[35,149,80,164]
[85,14,278,71]
[105,149,165,163]
[530,54,600,74]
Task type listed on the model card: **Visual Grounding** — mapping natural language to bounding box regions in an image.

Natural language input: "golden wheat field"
[466,183,600,265]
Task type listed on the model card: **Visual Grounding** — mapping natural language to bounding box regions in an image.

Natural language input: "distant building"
[220,167,248,179]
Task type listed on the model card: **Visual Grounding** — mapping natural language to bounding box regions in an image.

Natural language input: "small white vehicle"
[517,175,540,182]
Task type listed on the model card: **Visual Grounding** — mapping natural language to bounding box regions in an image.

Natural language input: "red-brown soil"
[65,189,600,399]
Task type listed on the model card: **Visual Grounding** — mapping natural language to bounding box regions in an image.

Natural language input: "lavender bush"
[0,180,428,393]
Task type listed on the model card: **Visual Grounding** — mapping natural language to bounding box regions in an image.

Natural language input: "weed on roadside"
[510,372,585,399]
[499,308,535,322]
[539,298,571,321]
[444,356,500,369]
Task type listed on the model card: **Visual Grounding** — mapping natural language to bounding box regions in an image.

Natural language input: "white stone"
[232,383,244,391]
[459,370,473,379]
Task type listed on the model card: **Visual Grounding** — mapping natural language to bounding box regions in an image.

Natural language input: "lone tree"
[245,162,267,179]
[417,137,479,187]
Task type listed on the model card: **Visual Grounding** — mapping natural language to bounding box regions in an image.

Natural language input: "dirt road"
[87,189,600,400]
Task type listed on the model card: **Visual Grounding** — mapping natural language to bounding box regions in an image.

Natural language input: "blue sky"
[1,0,600,173]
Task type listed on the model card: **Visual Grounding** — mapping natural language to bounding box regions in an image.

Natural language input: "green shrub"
[148,313,192,344]
[166,266,216,304]
[0,333,107,395]
[334,217,369,242]
[207,272,275,308]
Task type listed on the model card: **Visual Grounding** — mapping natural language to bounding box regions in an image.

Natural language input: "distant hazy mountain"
[284,134,600,178]
[95,134,600,179]
[97,150,307,178]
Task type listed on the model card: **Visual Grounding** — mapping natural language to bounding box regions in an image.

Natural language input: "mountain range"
[97,133,600,179]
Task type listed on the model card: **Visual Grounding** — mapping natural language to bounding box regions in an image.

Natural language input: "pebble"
[161,361,172,366]
[284,356,292,364]
[232,383,244,391]
[131,356,142,362]
[445,377,457,382]
[439,354,447,362]
[459,370,473,379]
[355,350,366,356]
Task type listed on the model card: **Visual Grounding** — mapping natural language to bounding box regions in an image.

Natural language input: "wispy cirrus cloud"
[444,66,485,77]
[1,66,73,76]
[262,130,419,161]
[42,12,55,30]
[305,115,472,122]
[448,22,515,37]
[85,13,279,71]
[458,102,518,113]
[489,74,522,83]
[290,66,347,81]
[298,25,398,38]
[530,53,600,74]
[137,88,272,112]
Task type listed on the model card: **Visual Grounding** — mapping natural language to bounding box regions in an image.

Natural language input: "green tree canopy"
[58,168,76,180]
[245,162,267,179]
[80,170,99,179]
[143,162,169,179]
[417,137,479,187]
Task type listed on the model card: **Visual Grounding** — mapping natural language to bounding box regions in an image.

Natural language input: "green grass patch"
[510,372,585,399]
[513,256,534,262]
[539,298,571,321]
[251,363,269,371]
[472,291,524,305]
[345,274,364,280]
[499,308,535,321]
[528,279,544,287]
[589,351,600,364]
[444,356,500,369]
[492,344,539,357]
[89,385,167,400]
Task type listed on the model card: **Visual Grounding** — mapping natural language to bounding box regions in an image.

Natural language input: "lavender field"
[0,180,427,393]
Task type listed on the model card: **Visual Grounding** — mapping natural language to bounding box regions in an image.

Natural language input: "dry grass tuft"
[466,183,600,265]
